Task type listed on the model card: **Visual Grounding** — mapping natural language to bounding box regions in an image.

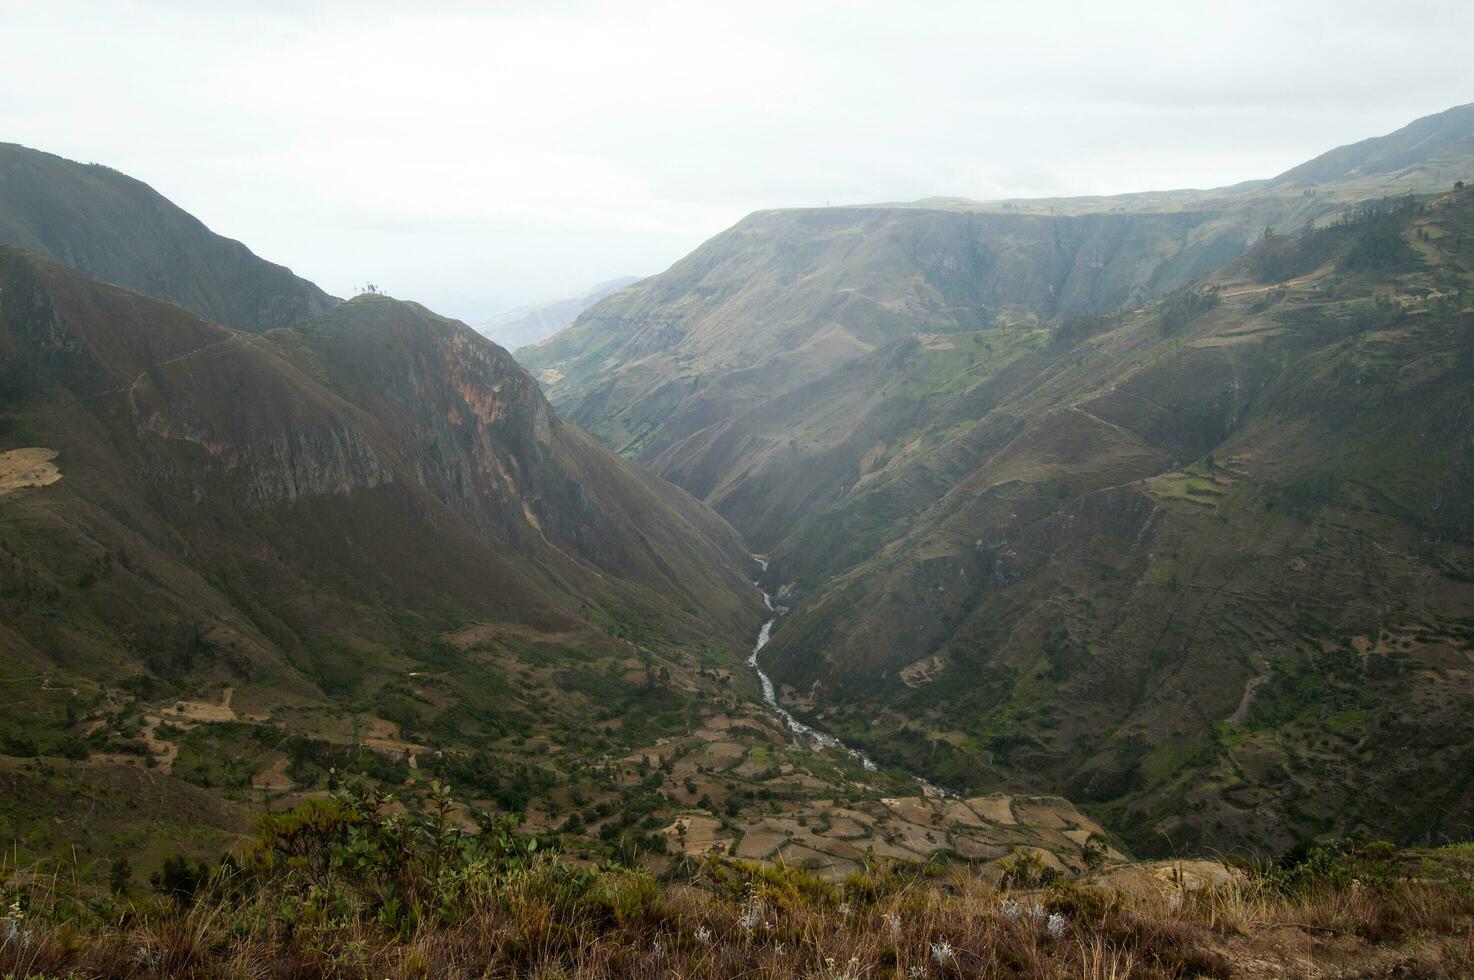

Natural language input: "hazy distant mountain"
[521,105,1474,853]
[524,107,1474,470]
[475,275,641,350]
[0,142,336,332]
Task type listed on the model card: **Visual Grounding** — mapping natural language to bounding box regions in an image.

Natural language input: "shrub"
[1265,835,1402,895]
[999,849,1064,890]
[246,778,539,932]
[150,855,210,907]
[1081,832,1110,872]
[1155,285,1221,336]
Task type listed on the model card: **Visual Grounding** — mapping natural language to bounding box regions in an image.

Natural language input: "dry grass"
[4,857,1473,978]
[5,795,1472,978]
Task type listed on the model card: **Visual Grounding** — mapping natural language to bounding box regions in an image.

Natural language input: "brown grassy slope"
[5,847,1473,979]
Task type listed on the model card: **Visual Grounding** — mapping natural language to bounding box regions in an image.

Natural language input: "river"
[747,591,878,772]
[747,559,953,796]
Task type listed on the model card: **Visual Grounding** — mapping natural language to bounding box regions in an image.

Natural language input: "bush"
[245,778,538,932]
[108,857,131,896]
[1081,833,1110,872]
[1155,286,1221,336]
[150,854,210,907]
[1265,835,1402,895]
[999,849,1064,890]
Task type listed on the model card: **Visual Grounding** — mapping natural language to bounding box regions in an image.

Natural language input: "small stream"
[748,592,878,771]
[747,557,952,796]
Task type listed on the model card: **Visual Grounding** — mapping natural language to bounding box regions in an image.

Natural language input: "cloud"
[2,0,1471,320]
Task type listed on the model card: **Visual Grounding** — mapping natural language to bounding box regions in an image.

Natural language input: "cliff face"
[0,249,759,704]
[521,207,1248,468]
[276,294,756,612]
[0,143,337,332]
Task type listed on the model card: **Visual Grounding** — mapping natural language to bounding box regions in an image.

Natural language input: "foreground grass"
[4,784,1473,978]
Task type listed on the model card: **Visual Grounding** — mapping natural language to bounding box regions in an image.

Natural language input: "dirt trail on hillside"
[1219,274,1317,297]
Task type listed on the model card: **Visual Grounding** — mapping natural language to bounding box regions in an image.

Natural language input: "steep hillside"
[0,249,764,861]
[0,248,759,673]
[1271,101,1474,189]
[523,106,1474,855]
[275,294,755,620]
[756,191,1474,855]
[523,207,1245,463]
[0,143,336,331]
[523,106,1474,517]
[480,275,640,349]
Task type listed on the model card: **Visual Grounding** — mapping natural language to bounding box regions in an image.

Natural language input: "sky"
[3,0,1472,323]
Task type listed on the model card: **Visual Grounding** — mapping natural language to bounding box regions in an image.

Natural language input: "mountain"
[1270,102,1474,189]
[0,142,337,332]
[521,207,1249,464]
[522,106,1474,482]
[520,106,1474,853]
[0,248,758,677]
[2,150,1093,883]
[481,275,640,349]
[0,246,768,863]
[756,193,1474,854]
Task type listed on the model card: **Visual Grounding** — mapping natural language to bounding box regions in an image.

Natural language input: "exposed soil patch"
[0,447,61,496]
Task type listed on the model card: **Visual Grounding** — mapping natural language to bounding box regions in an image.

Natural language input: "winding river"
[747,556,957,796]
[747,591,878,771]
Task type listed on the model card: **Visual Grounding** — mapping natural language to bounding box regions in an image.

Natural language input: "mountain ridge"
[0,142,337,332]
[0,243,761,713]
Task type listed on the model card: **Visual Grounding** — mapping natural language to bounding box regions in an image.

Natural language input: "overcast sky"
[3,0,1471,323]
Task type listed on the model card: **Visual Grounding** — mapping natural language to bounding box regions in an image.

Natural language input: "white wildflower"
[837,901,852,919]
[2,916,31,950]
[930,939,954,965]
[1047,912,1068,939]
[695,925,713,945]
[1001,898,1021,920]
[906,967,928,980]
[886,912,902,935]
[651,939,665,959]
[737,890,769,933]
[822,955,862,980]
[2,900,27,948]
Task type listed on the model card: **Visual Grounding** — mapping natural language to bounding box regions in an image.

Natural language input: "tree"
[151,854,210,906]
[1082,833,1110,873]
[108,856,131,895]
